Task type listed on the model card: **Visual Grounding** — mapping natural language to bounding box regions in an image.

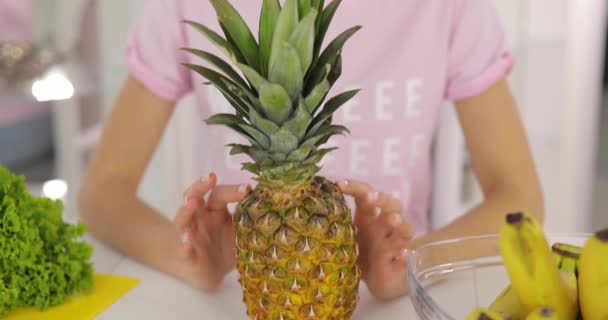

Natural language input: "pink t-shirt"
[125,0,513,235]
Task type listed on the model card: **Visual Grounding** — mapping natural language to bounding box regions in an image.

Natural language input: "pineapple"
[182,0,362,319]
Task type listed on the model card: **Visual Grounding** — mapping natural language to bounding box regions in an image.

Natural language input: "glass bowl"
[406,233,590,319]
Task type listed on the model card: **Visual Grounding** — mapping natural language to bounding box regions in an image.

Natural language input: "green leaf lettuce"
[0,165,94,316]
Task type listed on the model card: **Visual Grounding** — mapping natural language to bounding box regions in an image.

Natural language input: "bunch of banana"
[465,211,608,320]
[578,229,608,320]
[466,307,508,320]
[498,212,578,319]
[488,241,581,319]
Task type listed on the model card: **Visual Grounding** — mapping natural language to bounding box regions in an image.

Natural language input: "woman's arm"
[78,76,190,281]
[410,77,545,248]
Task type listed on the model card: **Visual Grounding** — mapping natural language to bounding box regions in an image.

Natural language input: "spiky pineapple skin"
[234,176,360,320]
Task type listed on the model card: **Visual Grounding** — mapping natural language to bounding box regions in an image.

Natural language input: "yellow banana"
[578,228,608,320]
[498,212,577,320]
[556,256,579,317]
[553,242,581,319]
[489,243,572,318]
[489,240,581,320]
[551,242,580,268]
[525,306,558,319]
[488,285,525,319]
[466,307,507,320]
[551,242,582,258]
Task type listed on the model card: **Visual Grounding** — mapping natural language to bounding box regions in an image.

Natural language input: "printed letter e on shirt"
[341,84,361,123]
[351,140,370,176]
[376,81,394,121]
[405,79,423,118]
[383,137,401,176]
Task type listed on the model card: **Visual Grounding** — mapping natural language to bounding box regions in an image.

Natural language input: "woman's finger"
[206,184,251,211]
[381,210,416,241]
[378,210,400,238]
[178,230,194,259]
[337,179,378,213]
[369,191,403,213]
[175,198,197,231]
[184,173,218,205]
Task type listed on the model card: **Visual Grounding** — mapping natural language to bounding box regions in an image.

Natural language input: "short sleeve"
[125,0,192,101]
[444,0,514,101]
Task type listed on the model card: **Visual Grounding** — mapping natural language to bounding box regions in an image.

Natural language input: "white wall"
[95,0,199,219]
[432,0,607,233]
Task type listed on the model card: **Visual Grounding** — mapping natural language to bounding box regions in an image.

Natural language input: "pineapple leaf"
[312,0,325,11]
[287,144,314,161]
[210,0,260,71]
[183,63,249,115]
[205,113,249,132]
[238,124,271,149]
[314,0,325,12]
[181,48,249,89]
[283,99,312,140]
[309,89,360,135]
[298,0,312,20]
[219,23,250,69]
[269,126,299,153]
[227,143,249,155]
[288,9,318,73]
[218,89,250,118]
[270,153,287,161]
[304,147,337,164]
[259,0,281,77]
[269,42,303,101]
[249,107,280,136]
[228,144,268,162]
[327,52,342,85]
[259,83,293,124]
[312,0,326,31]
[265,162,295,176]
[237,63,268,92]
[219,78,261,112]
[269,0,299,75]
[205,114,270,148]
[306,25,362,93]
[260,158,274,167]
[242,162,260,174]
[313,0,342,60]
[304,64,331,114]
[302,124,348,146]
[183,20,243,63]
[316,125,350,146]
[205,113,248,126]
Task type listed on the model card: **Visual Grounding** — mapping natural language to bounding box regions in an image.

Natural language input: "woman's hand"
[338,179,416,300]
[173,173,251,292]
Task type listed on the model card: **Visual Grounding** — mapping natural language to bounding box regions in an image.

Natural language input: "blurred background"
[0,0,606,234]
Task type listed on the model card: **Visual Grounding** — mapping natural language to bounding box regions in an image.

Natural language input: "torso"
[178,1,458,235]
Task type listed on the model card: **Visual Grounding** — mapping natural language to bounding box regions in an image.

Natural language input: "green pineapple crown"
[182,0,361,187]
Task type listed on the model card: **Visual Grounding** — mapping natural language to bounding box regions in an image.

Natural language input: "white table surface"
[86,235,419,320]
[86,232,588,319]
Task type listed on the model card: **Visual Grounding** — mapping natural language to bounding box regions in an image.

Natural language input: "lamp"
[0,40,75,103]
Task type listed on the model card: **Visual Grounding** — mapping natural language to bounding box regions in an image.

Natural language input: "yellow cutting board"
[3,273,139,320]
